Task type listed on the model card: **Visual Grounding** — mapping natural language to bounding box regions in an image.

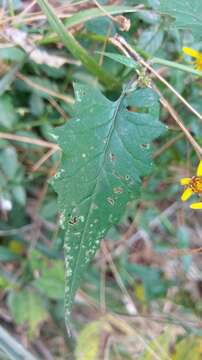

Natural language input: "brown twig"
[31,147,58,172]
[17,73,74,104]
[0,131,60,149]
[101,241,138,315]
[153,132,184,158]
[154,85,202,159]
[48,96,69,121]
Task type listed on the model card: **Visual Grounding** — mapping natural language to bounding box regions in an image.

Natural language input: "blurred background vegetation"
[0,0,202,359]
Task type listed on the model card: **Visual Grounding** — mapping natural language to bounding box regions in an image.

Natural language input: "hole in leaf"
[140,143,149,149]
[107,197,115,206]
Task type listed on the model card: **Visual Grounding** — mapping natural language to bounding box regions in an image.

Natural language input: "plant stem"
[151,57,202,77]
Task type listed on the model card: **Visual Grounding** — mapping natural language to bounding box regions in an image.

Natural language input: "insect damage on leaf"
[51,83,165,322]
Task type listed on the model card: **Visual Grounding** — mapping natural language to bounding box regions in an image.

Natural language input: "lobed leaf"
[52,83,165,321]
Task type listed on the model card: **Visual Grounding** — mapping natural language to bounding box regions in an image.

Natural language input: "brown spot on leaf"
[113,187,123,194]
[140,143,149,149]
[109,152,116,161]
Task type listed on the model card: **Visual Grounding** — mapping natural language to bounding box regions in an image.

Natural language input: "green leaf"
[8,289,48,338]
[86,17,116,36]
[138,27,164,55]
[160,0,202,39]
[0,246,18,262]
[0,63,22,96]
[12,185,26,206]
[29,93,44,116]
[137,10,160,24]
[33,261,64,300]
[36,0,119,88]
[97,51,138,68]
[0,146,18,179]
[52,83,165,320]
[0,47,25,62]
[0,95,18,129]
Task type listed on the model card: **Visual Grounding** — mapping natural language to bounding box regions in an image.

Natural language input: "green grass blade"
[36,0,119,88]
[151,57,202,77]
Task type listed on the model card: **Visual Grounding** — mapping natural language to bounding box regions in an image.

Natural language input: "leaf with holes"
[160,0,202,39]
[52,83,165,322]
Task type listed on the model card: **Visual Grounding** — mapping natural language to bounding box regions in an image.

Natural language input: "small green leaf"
[0,246,18,262]
[0,146,18,179]
[0,47,25,62]
[8,289,48,338]
[160,0,202,39]
[0,63,22,96]
[0,95,18,129]
[97,51,138,68]
[29,93,44,116]
[86,17,116,36]
[12,185,26,206]
[138,27,164,55]
[52,83,165,320]
[33,261,64,300]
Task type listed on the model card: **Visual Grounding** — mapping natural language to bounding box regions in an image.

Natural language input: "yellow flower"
[183,47,202,71]
[180,160,202,209]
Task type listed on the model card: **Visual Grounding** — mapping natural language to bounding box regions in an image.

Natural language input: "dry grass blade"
[0,131,60,149]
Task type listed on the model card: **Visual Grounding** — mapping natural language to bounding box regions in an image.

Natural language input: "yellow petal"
[180,178,191,185]
[181,187,193,201]
[183,47,200,58]
[190,202,202,209]
[195,59,202,71]
[196,160,202,176]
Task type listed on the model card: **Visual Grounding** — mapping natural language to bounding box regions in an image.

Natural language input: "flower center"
[190,176,202,193]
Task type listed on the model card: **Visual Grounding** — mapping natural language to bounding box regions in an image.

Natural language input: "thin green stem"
[151,57,202,77]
